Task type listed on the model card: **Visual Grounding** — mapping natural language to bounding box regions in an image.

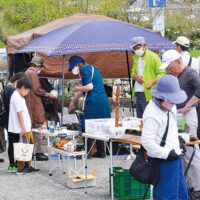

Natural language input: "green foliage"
[165,9,200,50]
[0,41,5,48]
[0,0,199,50]
[0,0,85,41]
[190,50,200,58]
[94,0,129,21]
[58,92,74,101]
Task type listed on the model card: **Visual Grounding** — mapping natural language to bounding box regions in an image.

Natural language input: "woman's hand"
[47,93,56,100]
[69,100,75,112]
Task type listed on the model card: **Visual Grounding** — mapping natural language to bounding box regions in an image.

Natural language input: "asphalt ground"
[0,151,133,200]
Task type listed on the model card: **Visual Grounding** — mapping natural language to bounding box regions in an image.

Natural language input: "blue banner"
[147,0,166,8]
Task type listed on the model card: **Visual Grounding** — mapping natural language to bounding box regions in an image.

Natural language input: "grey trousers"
[184,107,200,191]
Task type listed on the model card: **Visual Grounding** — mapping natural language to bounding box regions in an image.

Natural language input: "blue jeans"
[135,92,148,118]
[153,158,188,200]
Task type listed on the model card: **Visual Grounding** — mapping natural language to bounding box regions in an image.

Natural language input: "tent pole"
[125,51,134,116]
[61,55,66,126]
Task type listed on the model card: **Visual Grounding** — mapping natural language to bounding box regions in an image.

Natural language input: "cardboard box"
[66,174,96,189]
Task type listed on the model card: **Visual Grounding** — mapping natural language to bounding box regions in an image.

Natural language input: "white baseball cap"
[160,50,181,70]
[172,36,190,48]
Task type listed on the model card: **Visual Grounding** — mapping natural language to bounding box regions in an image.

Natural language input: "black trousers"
[87,138,105,155]
[8,132,20,166]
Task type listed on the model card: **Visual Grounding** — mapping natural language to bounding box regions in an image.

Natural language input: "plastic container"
[109,167,151,200]
[85,117,142,135]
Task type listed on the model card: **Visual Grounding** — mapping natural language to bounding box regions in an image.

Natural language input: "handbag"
[41,96,53,113]
[129,111,169,186]
[14,142,34,162]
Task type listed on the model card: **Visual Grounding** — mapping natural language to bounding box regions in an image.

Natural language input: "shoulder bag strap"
[160,111,169,147]
[91,65,94,80]
[82,65,94,111]
[188,56,192,67]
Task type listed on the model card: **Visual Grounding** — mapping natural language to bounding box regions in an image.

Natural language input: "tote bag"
[14,143,34,162]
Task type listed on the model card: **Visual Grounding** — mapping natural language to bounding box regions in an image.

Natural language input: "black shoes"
[16,166,40,174]
[35,153,48,161]
[191,190,200,200]
[87,154,92,159]
[24,166,40,173]
[92,152,106,158]
[0,158,4,162]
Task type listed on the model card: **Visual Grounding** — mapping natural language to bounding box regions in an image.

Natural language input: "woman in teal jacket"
[68,56,110,158]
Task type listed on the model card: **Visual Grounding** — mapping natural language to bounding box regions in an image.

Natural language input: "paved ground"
[0,151,132,200]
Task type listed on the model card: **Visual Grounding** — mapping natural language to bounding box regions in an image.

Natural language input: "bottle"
[49,121,55,134]
[56,122,60,132]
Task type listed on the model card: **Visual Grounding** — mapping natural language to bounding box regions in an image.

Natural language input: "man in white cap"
[173,36,199,74]
[131,36,165,118]
[160,49,200,198]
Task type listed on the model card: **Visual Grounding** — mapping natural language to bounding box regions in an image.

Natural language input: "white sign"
[148,0,166,8]
[152,9,165,36]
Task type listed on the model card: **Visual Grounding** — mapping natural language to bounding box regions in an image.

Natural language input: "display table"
[83,132,200,200]
[32,128,88,188]
[82,133,141,200]
[48,146,85,177]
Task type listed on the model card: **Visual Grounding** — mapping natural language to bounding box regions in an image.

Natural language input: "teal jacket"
[131,49,165,101]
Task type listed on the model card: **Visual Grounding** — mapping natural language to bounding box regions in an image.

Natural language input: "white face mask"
[72,65,80,75]
[134,48,144,57]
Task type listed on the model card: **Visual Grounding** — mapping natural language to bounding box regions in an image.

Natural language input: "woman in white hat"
[141,74,188,199]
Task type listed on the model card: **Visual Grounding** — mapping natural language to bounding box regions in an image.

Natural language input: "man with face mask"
[68,55,111,158]
[160,50,200,199]
[131,36,165,118]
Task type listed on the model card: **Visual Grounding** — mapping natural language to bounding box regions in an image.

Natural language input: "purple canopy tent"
[16,19,174,120]
[16,20,174,55]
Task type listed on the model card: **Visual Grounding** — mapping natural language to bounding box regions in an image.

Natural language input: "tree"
[0,0,85,42]
[0,0,199,49]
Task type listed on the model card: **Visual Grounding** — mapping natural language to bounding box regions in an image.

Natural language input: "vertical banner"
[152,8,165,36]
[148,0,166,36]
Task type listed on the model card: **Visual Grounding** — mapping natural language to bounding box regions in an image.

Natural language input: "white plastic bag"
[14,143,34,162]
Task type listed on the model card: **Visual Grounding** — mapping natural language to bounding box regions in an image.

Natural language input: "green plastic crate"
[109,167,151,200]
